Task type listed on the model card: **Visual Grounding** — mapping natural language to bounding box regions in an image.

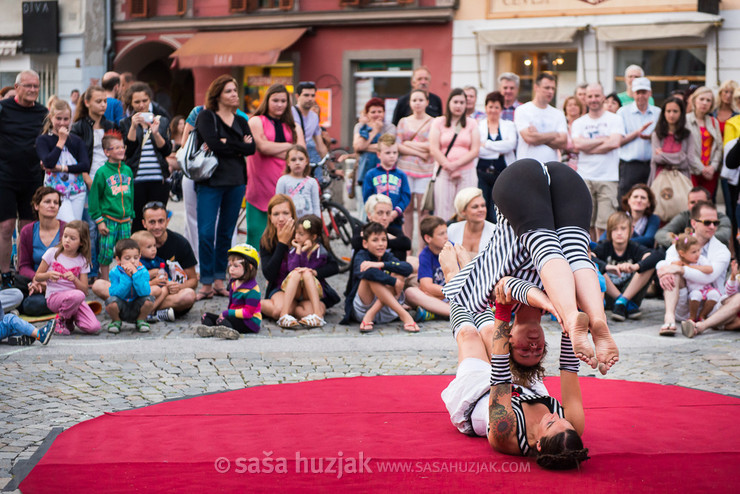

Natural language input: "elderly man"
[616,77,660,199]
[617,65,655,106]
[392,66,443,125]
[656,201,730,336]
[655,187,732,249]
[572,83,625,240]
[0,70,48,288]
[498,72,521,121]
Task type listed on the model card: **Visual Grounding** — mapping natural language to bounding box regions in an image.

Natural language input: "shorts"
[674,287,721,322]
[98,219,132,266]
[440,358,493,436]
[449,302,496,339]
[0,182,37,222]
[106,295,155,322]
[281,270,324,298]
[353,291,405,324]
[583,179,619,230]
[406,175,432,196]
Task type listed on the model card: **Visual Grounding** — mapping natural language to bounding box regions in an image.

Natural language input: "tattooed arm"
[487,304,521,455]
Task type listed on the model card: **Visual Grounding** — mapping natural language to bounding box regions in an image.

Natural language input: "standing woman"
[477,91,517,223]
[396,89,434,250]
[561,96,584,171]
[119,82,172,232]
[713,80,739,135]
[195,75,255,300]
[428,88,480,221]
[648,97,694,185]
[686,86,723,197]
[246,84,305,249]
[71,85,117,279]
[36,99,89,221]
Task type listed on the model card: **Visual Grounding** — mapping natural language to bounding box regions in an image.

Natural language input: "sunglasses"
[694,219,720,227]
[143,201,165,211]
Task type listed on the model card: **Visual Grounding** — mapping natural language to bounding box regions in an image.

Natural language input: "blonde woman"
[686,86,723,197]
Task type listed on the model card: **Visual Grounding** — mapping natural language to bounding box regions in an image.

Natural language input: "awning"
[171,28,306,69]
[596,22,717,42]
[476,26,582,46]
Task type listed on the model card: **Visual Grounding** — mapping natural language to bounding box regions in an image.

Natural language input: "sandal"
[681,320,697,339]
[277,314,300,329]
[213,286,230,297]
[403,321,420,333]
[107,320,122,334]
[359,320,374,333]
[196,288,214,301]
[659,323,676,337]
[299,314,326,328]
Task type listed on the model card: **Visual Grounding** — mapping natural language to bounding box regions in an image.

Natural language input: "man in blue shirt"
[405,216,451,321]
[102,72,124,124]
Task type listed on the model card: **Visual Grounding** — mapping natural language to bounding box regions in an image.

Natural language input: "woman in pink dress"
[247,84,305,249]
[428,88,481,221]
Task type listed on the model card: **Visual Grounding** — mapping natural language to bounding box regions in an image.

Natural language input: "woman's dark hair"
[253,84,298,143]
[169,115,184,139]
[73,85,105,122]
[536,429,590,470]
[605,92,622,109]
[509,343,547,386]
[205,75,238,112]
[123,82,154,112]
[655,97,690,141]
[621,183,656,217]
[484,91,505,108]
[31,186,62,220]
[444,88,467,128]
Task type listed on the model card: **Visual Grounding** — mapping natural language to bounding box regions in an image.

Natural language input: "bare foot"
[439,242,460,282]
[591,318,619,375]
[566,312,597,369]
[454,244,474,268]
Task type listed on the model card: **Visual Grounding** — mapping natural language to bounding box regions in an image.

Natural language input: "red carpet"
[20,376,740,493]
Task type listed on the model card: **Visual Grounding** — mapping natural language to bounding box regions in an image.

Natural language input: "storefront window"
[496,50,577,108]
[615,48,706,104]
[353,60,413,121]
[242,62,294,114]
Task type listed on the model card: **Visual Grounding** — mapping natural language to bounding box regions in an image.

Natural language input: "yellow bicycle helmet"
[228,243,260,267]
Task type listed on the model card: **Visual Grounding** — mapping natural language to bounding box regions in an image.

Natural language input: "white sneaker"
[156,308,176,322]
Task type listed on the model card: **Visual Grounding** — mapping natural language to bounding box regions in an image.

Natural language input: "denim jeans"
[196,184,245,285]
[0,313,35,339]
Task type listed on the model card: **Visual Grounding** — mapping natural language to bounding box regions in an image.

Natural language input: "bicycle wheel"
[322,200,360,246]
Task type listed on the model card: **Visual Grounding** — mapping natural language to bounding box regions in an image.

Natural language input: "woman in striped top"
[119,82,172,233]
[443,159,619,374]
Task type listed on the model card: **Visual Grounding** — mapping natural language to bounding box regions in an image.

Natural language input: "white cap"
[632,77,651,92]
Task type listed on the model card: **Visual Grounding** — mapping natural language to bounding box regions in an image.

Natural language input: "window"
[615,48,706,104]
[496,50,577,106]
[130,0,149,18]
[231,0,294,11]
[176,0,186,16]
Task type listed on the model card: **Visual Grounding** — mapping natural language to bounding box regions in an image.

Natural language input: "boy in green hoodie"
[88,131,134,281]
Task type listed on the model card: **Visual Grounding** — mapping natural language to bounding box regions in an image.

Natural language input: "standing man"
[391,66,443,126]
[0,70,48,288]
[513,72,567,164]
[463,85,485,121]
[616,77,659,199]
[291,81,329,171]
[575,83,588,109]
[498,72,521,121]
[617,65,655,106]
[102,71,124,124]
[69,88,80,115]
[571,83,625,240]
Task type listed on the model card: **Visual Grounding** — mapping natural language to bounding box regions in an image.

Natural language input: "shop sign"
[247,76,293,86]
[488,0,706,18]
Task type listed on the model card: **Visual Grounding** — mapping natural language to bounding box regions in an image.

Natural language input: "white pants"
[57,193,86,222]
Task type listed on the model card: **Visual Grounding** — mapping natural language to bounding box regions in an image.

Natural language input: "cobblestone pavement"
[2,204,739,489]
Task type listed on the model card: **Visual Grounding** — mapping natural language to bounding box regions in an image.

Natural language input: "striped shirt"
[222,278,262,333]
[443,210,542,313]
[511,394,564,456]
[134,137,163,182]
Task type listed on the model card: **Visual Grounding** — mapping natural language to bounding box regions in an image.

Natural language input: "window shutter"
[279,0,294,11]
[246,0,259,12]
[130,0,149,18]
[176,0,187,16]
[229,0,247,13]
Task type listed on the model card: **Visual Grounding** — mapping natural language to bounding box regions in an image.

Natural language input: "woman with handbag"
[396,89,434,252]
[428,88,480,221]
[119,82,172,233]
[246,84,305,249]
[477,91,517,223]
[648,97,695,222]
[194,75,255,300]
[686,86,723,197]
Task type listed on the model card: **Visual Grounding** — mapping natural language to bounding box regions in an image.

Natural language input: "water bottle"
[158,263,167,281]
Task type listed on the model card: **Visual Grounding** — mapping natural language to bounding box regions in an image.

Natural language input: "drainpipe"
[104,0,113,70]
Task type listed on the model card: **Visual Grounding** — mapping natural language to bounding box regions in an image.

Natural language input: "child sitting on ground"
[362,134,411,227]
[34,220,101,335]
[197,244,262,339]
[672,229,720,322]
[88,131,134,281]
[0,299,55,345]
[130,230,175,323]
[277,215,333,329]
[346,222,417,333]
[106,238,155,334]
[404,216,451,322]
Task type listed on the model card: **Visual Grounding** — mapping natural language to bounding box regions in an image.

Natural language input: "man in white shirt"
[571,83,625,239]
[513,73,567,163]
[656,201,730,337]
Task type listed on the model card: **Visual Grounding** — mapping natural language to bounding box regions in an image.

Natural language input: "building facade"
[452,0,740,108]
[113,0,456,146]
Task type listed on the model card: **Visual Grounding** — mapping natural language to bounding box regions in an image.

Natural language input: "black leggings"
[492,159,594,273]
[201,312,251,334]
